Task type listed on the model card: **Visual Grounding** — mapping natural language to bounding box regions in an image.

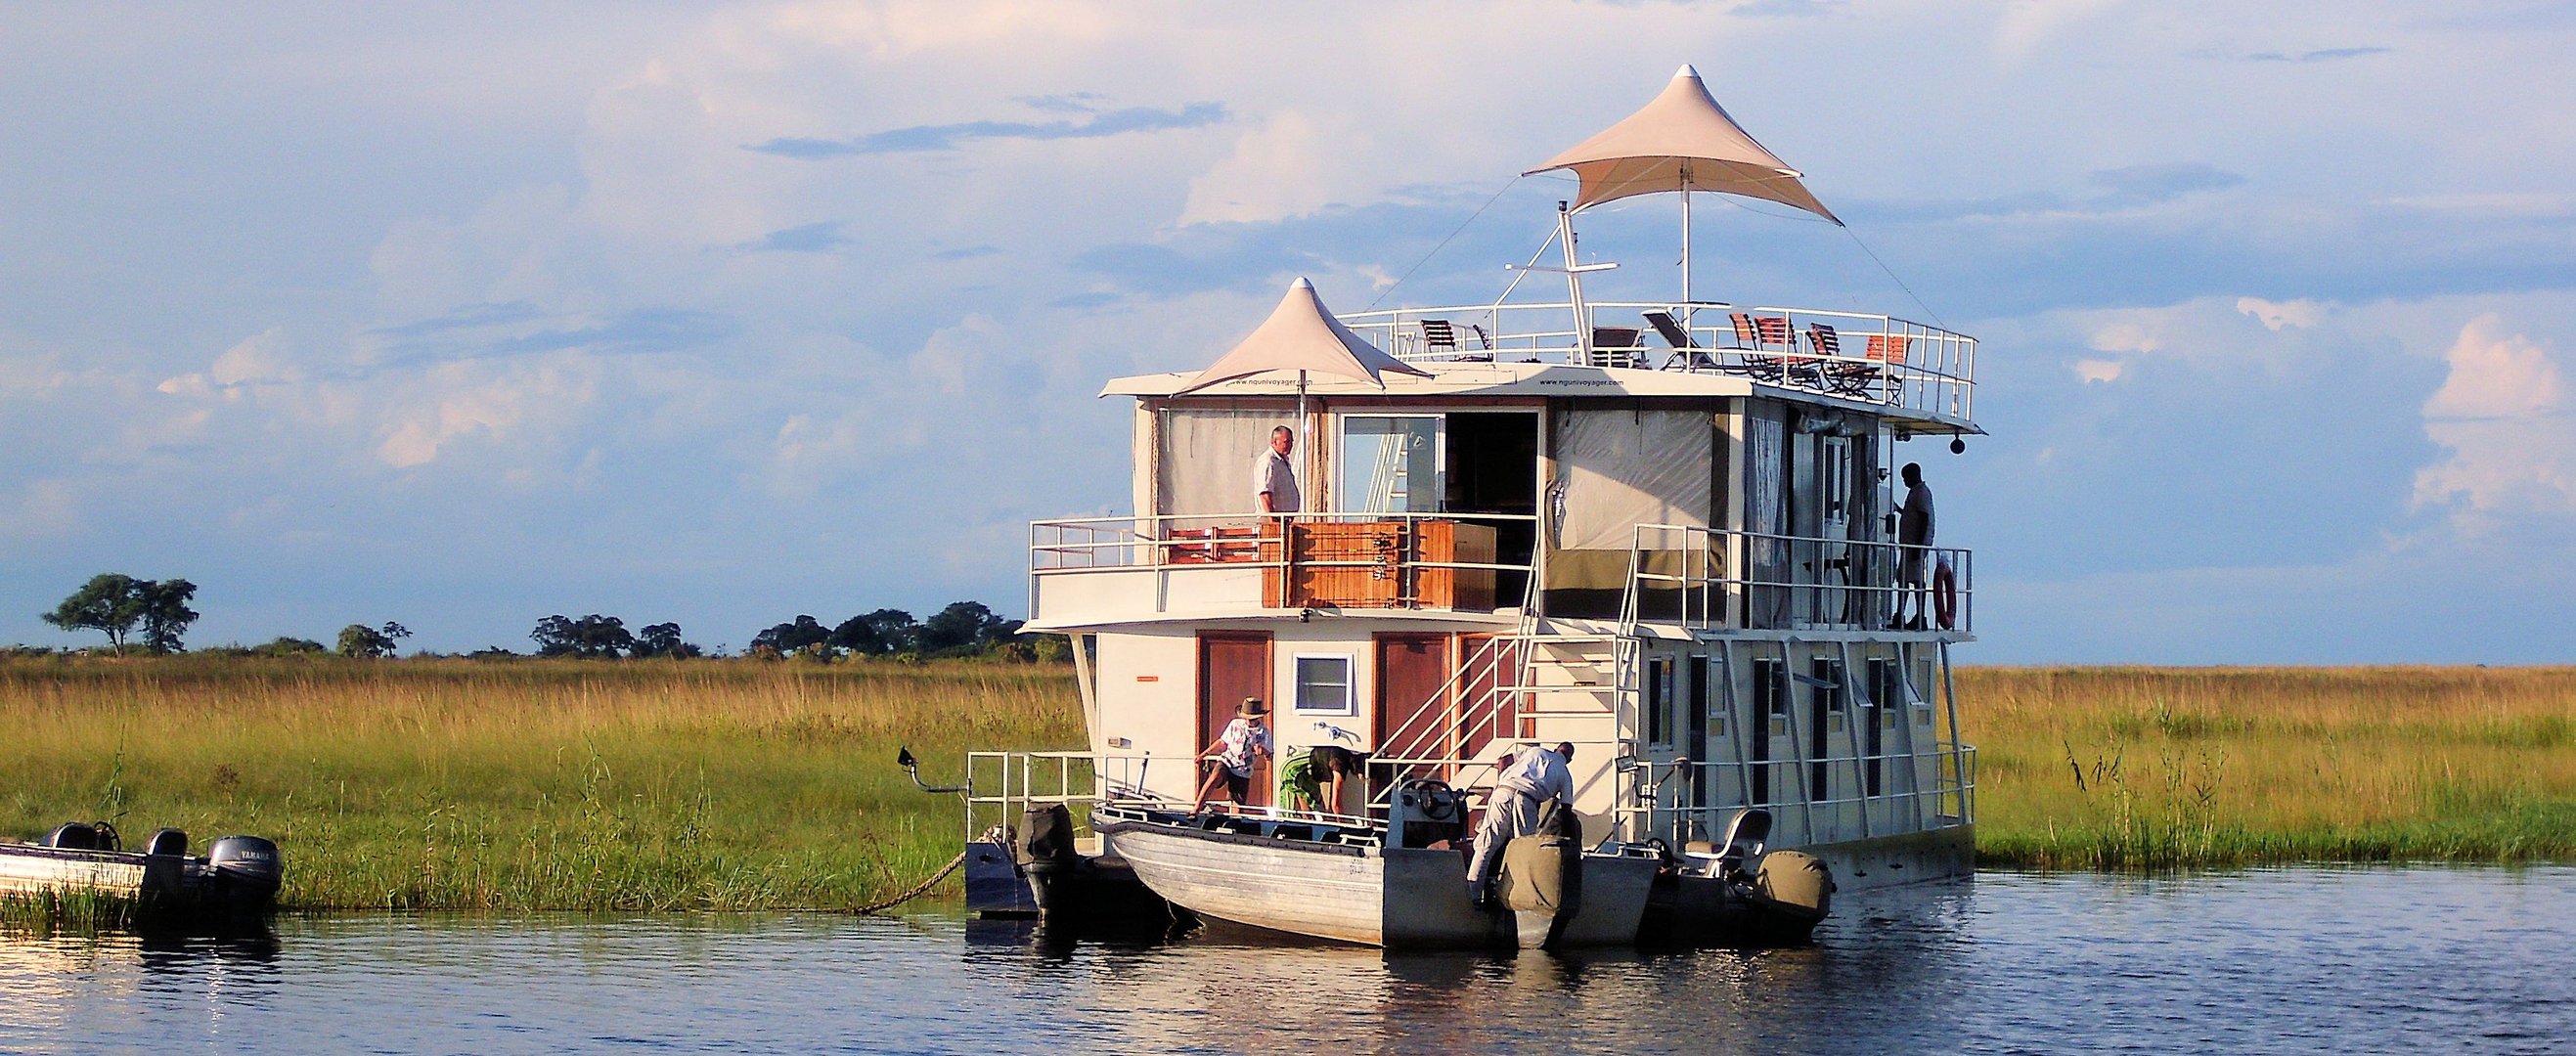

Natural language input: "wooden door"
[1198,633,1273,806]
[1374,634,1454,773]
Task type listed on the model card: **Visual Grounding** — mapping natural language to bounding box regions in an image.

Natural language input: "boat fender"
[206,836,285,902]
[1752,850,1834,920]
[143,828,189,857]
[1016,804,1078,874]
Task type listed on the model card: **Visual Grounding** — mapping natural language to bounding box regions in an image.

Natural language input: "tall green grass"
[5,659,2567,912]
[0,655,1080,911]
[1963,666,2576,868]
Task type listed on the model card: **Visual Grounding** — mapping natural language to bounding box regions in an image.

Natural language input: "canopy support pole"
[1560,201,1592,366]
[1679,162,1693,332]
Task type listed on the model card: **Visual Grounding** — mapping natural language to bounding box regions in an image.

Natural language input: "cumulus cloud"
[2236,296,2323,331]
[2412,316,2573,532]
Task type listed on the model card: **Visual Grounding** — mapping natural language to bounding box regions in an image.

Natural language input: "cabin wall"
[1094,623,1425,807]
[1598,637,1948,850]
[1538,398,1722,617]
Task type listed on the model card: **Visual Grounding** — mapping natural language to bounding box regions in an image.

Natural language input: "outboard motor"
[1750,850,1834,926]
[1015,804,1080,913]
[42,821,116,852]
[137,828,193,900]
[143,828,190,857]
[205,835,285,909]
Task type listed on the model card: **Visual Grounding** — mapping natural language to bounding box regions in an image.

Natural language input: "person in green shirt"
[1279,745,1364,815]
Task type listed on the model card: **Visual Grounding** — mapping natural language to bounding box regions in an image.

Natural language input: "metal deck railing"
[1334,300,1976,423]
[1621,523,1975,635]
[1028,511,1536,623]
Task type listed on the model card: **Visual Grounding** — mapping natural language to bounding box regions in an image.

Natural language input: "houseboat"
[953,66,1978,948]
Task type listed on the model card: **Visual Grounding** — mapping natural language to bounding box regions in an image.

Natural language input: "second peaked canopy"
[1525,65,1839,224]
[1178,278,1432,393]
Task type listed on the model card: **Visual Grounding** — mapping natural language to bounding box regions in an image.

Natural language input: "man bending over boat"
[1191,698,1274,814]
[1465,741,1577,906]
[1279,745,1364,816]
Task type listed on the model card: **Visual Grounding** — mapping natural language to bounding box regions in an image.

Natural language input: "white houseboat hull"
[1098,816,1657,949]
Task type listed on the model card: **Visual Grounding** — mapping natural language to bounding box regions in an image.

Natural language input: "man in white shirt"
[1465,741,1577,905]
[1255,425,1301,513]
[1191,697,1274,814]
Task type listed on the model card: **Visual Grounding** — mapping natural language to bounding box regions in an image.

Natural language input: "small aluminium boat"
[0,821,284,919]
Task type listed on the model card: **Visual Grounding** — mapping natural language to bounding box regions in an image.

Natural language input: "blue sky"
[3,1,2571,662]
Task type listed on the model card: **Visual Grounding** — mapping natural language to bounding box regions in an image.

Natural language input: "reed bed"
[3,659,2567,916]
[1962,666,2576,869]
[0,656,1080,912]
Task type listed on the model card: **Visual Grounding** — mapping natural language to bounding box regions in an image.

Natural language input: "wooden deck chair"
[1419,319,1459,358]
[1805,323,1853,393]
[1588,327,1644,369]
[1836,333,1911,400]
[1727,312,1792,381]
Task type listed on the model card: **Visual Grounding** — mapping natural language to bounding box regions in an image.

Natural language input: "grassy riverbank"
[0,656,1079,913]
[1963,666,2576,868]
[3,659,2569,915]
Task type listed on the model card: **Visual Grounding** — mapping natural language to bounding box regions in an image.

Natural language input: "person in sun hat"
[1191,697,1275,814]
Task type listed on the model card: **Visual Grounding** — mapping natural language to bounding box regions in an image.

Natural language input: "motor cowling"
[205,835,285,906]
[1751,850,1834,922]
[1015,804,1078,875]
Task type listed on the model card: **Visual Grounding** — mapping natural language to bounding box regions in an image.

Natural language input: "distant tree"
[136,579,199,654]
[41,574,199,655]
[751,615,832,657]
[42,574,143,654]
[467,645,518,660]
[632,622,703,659]
[920,601,1021,657]
[530,614,636,658]
[337,621,412,659]
[254,637,331,657]
[828,608,919,656]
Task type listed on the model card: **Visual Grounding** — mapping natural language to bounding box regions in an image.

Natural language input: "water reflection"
[1,869,2569,1054]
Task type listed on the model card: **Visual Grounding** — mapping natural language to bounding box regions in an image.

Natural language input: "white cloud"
[2071,358,2123,383]
[2235,296,2322,331]
[378,362,596,468]
[2421,314,2561,420]
[2413,316,2575,528]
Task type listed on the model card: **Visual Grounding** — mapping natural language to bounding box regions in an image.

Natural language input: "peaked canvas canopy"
[1525,65,1838,224]
[1177,278,1432,393]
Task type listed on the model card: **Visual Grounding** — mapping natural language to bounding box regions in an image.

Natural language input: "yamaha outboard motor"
[205,835,285,909]
[1015,804,1080,913]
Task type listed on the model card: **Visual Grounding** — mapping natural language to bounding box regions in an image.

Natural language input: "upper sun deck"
[1103,298,1976,434]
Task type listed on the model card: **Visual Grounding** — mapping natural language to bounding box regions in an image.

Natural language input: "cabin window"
[1646,655,1674,746]
[1338,416,1442,513]
[1814,658,1845,732]
[1292,654,1355,715]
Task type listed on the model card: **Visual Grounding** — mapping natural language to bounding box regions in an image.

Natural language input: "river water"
[2,867,2569,1054]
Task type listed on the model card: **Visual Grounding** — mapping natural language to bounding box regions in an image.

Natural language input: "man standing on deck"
[1255,425,1302,513]
[1891,462,1935,631]
[1465,741,1576,906]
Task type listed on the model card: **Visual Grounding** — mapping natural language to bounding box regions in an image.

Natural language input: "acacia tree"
[337,621,413,659]
[42,574,199,655]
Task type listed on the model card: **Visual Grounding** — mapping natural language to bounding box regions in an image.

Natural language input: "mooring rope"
[848,851,969,916]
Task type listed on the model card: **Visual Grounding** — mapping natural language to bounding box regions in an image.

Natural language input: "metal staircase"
[1366,610,1638,809]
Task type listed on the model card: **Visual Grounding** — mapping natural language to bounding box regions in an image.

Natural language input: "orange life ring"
[1932,559,1958,630]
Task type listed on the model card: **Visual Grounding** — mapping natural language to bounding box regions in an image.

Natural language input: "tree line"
[24,571,1057,662]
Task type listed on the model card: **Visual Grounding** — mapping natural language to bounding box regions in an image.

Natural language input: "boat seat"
[1710,808,1772,876]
